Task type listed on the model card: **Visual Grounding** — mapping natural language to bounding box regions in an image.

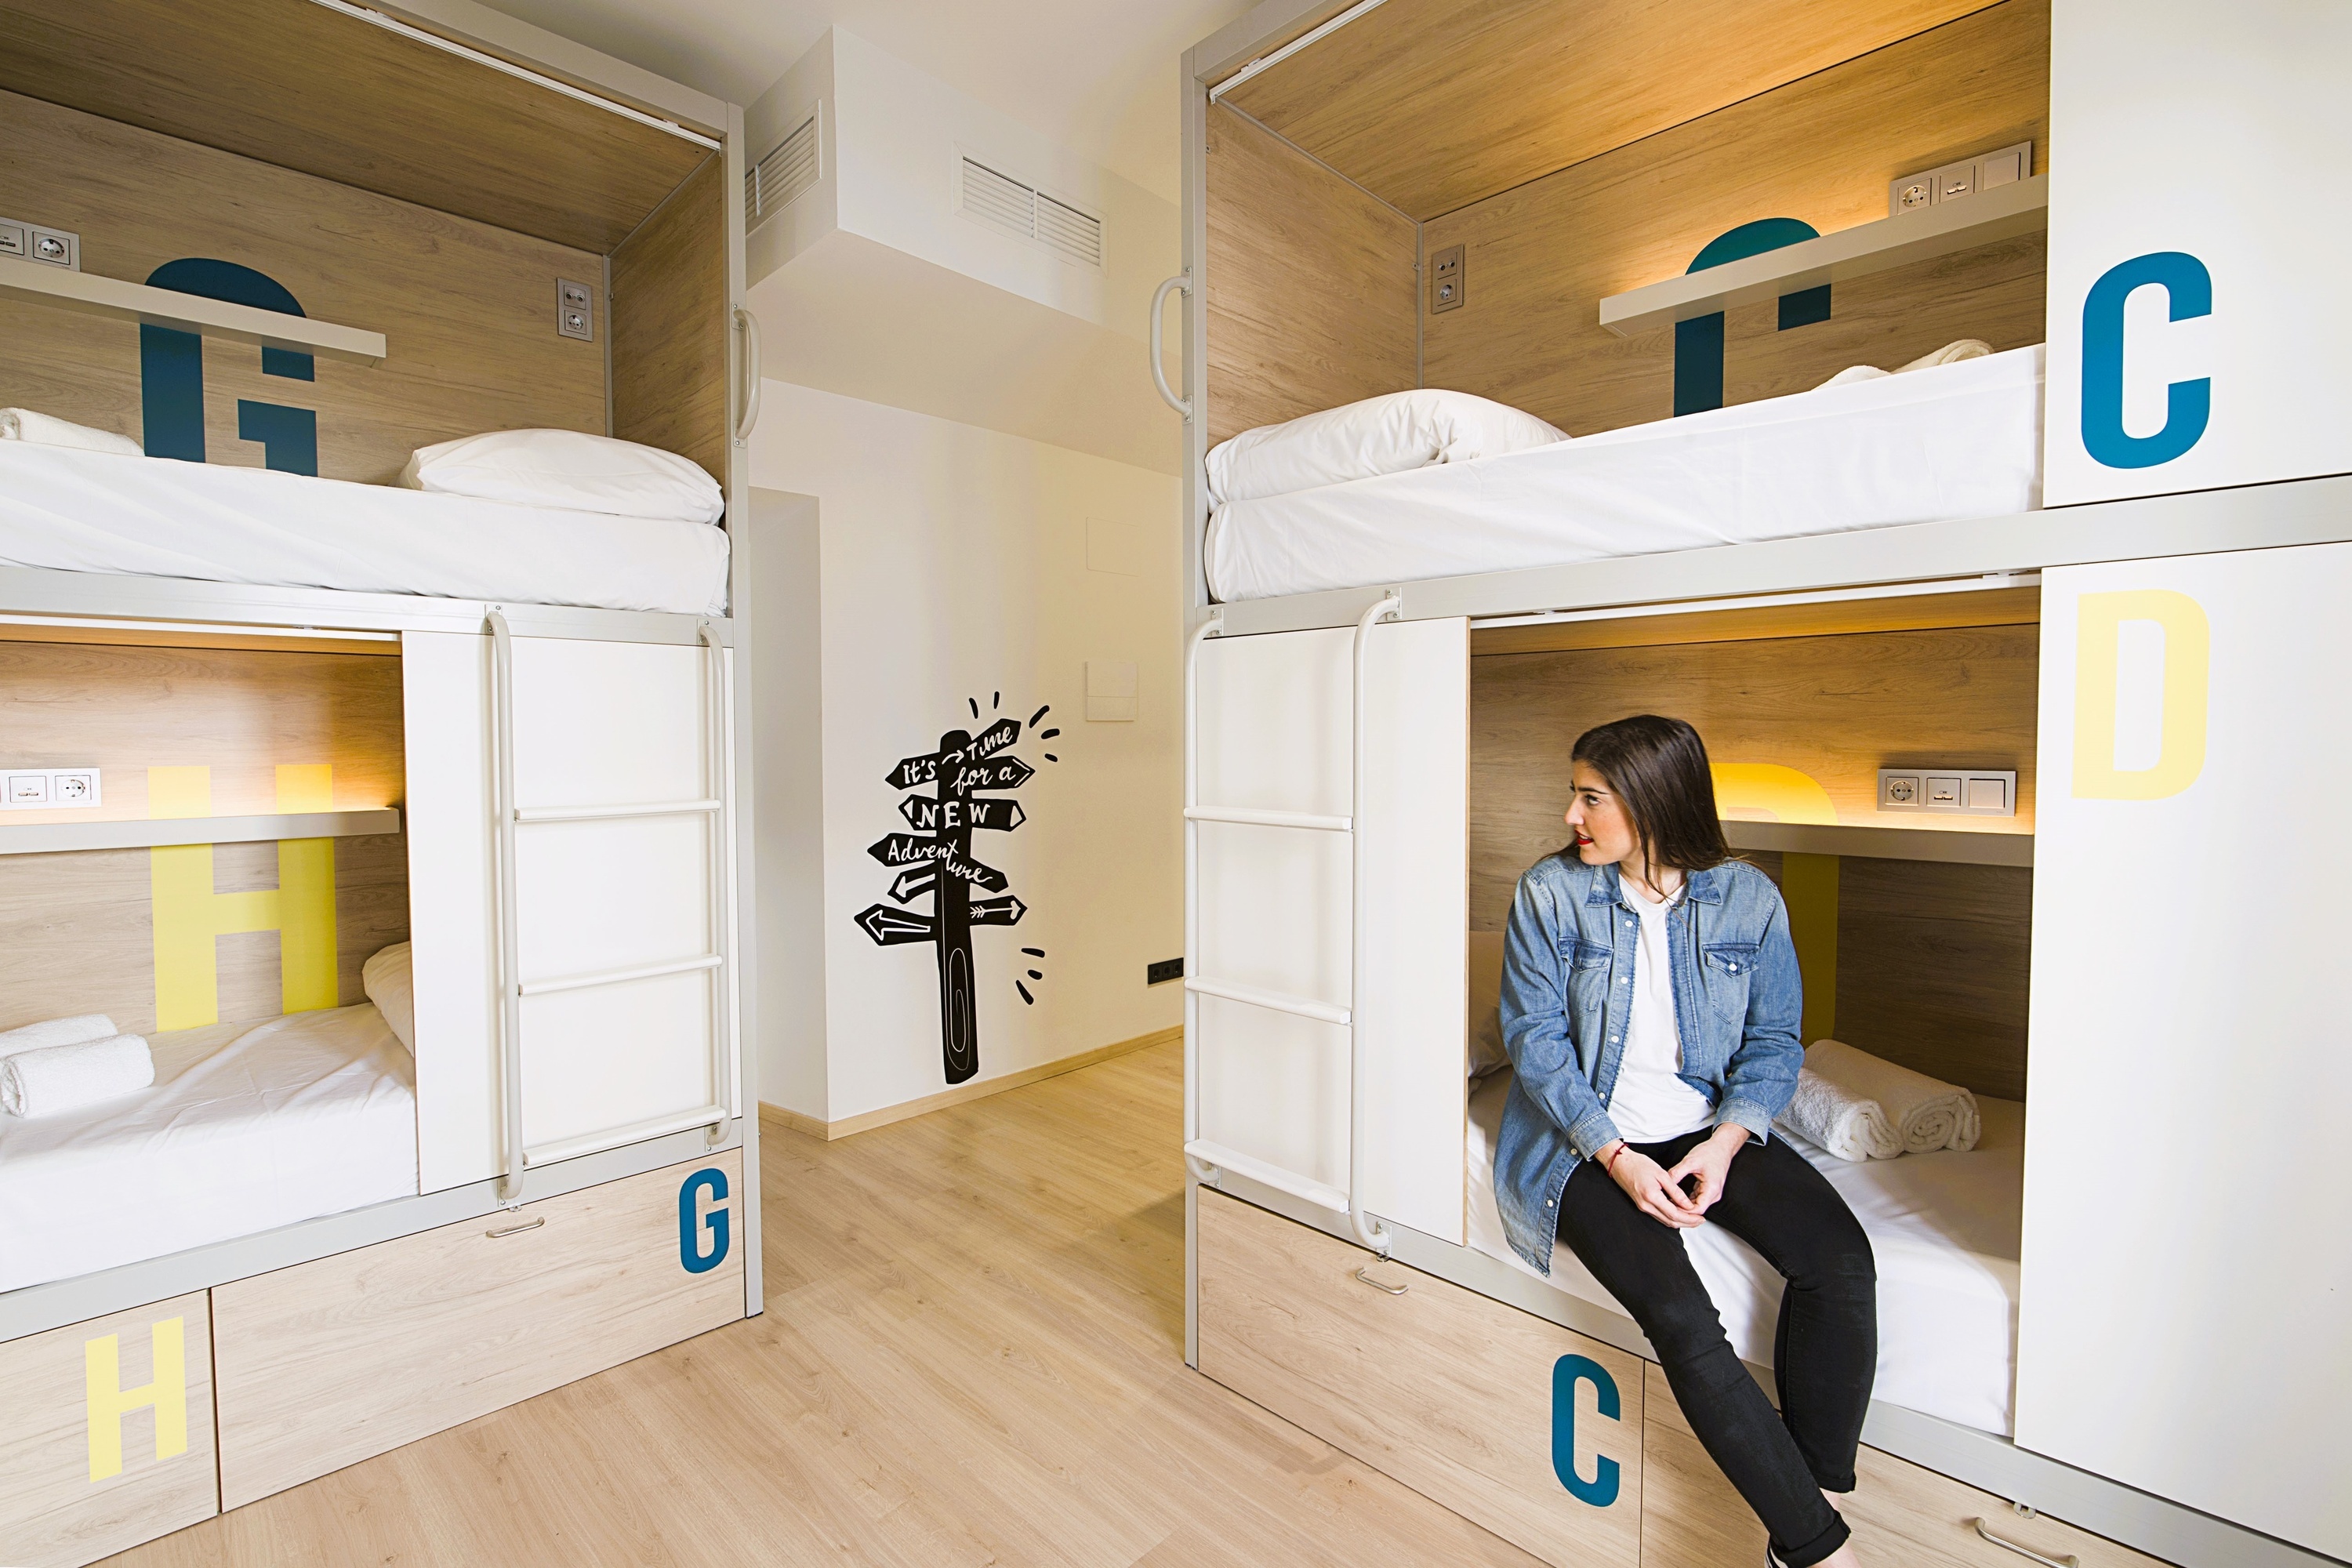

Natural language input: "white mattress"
[0,1004,417,1292]
[1206,345,2045,602]
[1467,1070,2023,1436]
[0,444,731,615]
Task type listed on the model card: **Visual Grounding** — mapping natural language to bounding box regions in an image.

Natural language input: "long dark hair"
[1567,715,1730,880]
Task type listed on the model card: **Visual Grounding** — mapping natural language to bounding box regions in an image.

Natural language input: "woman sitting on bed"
[1495,715,1875,1568]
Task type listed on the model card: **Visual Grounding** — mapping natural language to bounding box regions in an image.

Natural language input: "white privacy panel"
[510,637,709,808]
[2020,546,2352,1559]
[1190,619,1468,1244]
[2046,0,2352,504]
[403,630,500,1193]
[514,815,712,981]
[520,970,717,1149]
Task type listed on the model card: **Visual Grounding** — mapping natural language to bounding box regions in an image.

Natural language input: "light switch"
[1085,659,1138,721]
[1976,148,2023,190]
[1877,766,2016,817]
[1965,776,2008,812]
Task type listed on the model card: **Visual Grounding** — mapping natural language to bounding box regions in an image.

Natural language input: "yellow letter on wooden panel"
[148,765,339,1029]
[85,1317,188,1482]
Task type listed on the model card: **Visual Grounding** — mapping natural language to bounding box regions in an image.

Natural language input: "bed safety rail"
[1181,595,1403,1258]
[483,611,739,1203]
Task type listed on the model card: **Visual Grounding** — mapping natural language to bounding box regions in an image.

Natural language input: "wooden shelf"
[1598,175,2048,337]
[0,256,387,365]
[0,808,401,857]
[1723,818,2031,867]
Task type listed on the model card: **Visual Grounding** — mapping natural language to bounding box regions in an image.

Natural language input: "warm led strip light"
[1207,0,1396,103]
[307,0,720,150]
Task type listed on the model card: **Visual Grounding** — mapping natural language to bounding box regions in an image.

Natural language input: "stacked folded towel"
[0,408,144,456]
[1777,1066,1901,1160]
[1783,1039,1980,1158]
[0,1014,154,1119]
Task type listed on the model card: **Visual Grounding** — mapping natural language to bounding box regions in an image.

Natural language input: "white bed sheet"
[0,444,731,615]
[1466,1070,2023,1436]
[0,1004,417,1292]
[1206,345,2044,602]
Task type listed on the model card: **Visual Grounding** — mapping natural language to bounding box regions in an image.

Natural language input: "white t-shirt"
[1605,878,1716,1145]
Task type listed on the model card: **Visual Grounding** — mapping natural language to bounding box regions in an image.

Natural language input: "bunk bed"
[0,3,760,1563]
[1172,2,2352,1567]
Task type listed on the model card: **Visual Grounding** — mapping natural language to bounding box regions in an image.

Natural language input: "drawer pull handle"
[1354,1265,1409,1296]
[486,1216,546,1239]
[1969,1518,2078,1567]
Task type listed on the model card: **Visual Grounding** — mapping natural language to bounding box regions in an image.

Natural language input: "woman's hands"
[1599,1123,1751,1228]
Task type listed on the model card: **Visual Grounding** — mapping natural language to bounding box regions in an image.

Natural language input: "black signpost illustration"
[855,702,1054,1084]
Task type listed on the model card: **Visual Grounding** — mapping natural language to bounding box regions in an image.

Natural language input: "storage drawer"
[1639,1364,2177,1567]
[1197,1188,1642,1567]
[0,1292,218,1568]
[213,1150,745,1508]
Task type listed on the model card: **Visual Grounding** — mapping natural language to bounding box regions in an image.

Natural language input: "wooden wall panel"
[1205,106,1417,445]
[1221,0,2002,220]
[611,152,728,485]
[0,90,606,484]
[1832,858,2030,1099]
[0,0,711,252]
[1421,0,2049,434]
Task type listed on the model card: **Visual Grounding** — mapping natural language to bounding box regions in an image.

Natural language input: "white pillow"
[1207,388,1566,506]
[361,942,416,1057]
[401,430,724,524]
[1,408,143,457]
[1468,929,1510,1080]
[1817,338,1996,390]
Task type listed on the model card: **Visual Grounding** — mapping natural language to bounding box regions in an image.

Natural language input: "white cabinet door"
[1191,618,1467,1245]
[2020,547,2352,1560]
[405,632,738,1193]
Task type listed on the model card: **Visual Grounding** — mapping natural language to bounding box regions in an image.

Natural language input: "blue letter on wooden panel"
[1551,1352,1622,1507]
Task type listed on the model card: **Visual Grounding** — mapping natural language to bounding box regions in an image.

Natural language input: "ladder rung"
[1185,806,1351,831]
[1185,975,1349,1025]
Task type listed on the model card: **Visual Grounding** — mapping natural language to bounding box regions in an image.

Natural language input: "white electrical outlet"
[1878,767,2015,817]
[1887,142,2032,218]
[1,768,102,809]
[0,214,80,270]
[557,278,595,342]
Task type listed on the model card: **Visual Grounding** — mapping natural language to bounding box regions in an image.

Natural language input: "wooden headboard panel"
[1205,104,1417,445]
[0,88,608,484]
[1421,0,2050,435]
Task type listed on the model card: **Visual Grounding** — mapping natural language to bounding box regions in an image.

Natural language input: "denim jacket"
[1493,853,1803,1272]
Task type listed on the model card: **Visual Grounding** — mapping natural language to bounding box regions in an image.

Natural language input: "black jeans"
[1556,1129,1875,1568]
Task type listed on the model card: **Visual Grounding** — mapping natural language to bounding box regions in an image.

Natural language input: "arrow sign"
[949,756,1033,795]
[899,794,1026,832]
[888,865,937,904]
[884,750,948,790]
[856,903,937,946]
[969,894,1027,927]
[869,831,948,867]
[935,847,1008,892]
[965,717,1021,760]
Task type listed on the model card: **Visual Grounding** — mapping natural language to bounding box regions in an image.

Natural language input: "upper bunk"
[0,0,750,625]
[1174,0,2352,637]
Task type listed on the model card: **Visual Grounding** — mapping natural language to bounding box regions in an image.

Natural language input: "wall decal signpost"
[855,700,1055,1084]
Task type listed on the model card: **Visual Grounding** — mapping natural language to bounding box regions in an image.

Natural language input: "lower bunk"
[1196,1186,2165,1568]
[0,1148,745,1568]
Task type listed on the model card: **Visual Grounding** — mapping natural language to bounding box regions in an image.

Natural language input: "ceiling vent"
[746,112,819,230]
[957,155,1102,269]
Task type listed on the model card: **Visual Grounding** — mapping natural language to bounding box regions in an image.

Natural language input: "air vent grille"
[958,156,1102,270]
[746,113,818,230]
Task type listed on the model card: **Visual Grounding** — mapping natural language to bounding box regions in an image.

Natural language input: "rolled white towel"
[1805,1039,1980,1153]
[0,408,144,456]
[0,1013,119,1058]
[0,1033,154,1118]
[1776,1066,1900,1161]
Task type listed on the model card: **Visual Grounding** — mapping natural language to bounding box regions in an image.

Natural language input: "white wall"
[750,379,1183,1123]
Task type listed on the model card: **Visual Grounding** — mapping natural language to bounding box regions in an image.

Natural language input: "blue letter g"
[678,1167,730,1274]
[2082,250,2212,470]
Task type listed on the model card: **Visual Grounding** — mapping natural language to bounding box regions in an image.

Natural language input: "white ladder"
[1182,593,1399,1256]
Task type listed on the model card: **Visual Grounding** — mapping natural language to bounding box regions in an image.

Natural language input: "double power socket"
[4,768,103,810]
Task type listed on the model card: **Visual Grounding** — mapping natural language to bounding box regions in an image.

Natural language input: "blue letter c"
[678,1167,730,1274]
[1551,1353,1622,1508]
[2082,250,2212,470]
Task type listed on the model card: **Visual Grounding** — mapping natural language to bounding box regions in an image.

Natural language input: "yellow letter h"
[85,1317,188,1481]
[150,764,339,1030]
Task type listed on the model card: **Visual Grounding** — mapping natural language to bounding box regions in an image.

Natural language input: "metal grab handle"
[485,1215,545,1240]
[733,307,762,445]
[1181,612,1224,1185]
[1348,593,1403,1258]
[1354,1265,1408,1296]
[1150,274,1192,419]
[485,608,524,1204]
[1968,1519,2078,1568]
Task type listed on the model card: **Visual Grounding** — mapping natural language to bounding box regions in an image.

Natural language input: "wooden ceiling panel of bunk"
[1469,584,2042,655]
[0,89,606,485]
[1205,106,1417,445]
[1418,0,2047,437]
[612,154,728,485]
[0,0,710,252]
[1217,0,2005,221]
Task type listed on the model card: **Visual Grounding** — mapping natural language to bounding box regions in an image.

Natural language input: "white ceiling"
[483,0,1254,201]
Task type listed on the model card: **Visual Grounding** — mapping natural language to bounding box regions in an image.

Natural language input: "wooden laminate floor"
[111,1041,1541,1567]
